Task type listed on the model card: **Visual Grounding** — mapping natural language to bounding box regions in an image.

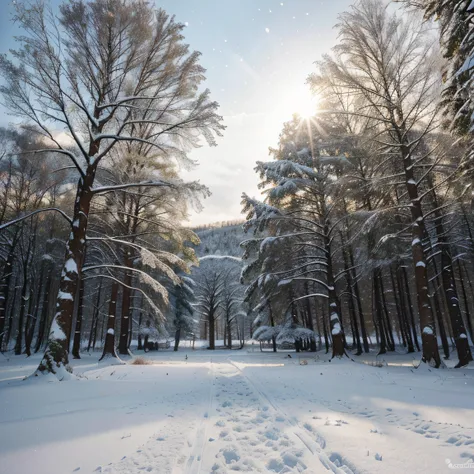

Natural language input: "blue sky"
[0,0,354,225]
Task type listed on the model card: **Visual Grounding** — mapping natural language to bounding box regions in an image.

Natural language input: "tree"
[309,0,447,366]
[241,114,354,358]
[0,0,223,377]
[168,277,196,352]
[194,256,242,350]
[400,0,474,135]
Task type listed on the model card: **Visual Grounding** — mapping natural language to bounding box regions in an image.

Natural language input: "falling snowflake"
[265,28,270,33]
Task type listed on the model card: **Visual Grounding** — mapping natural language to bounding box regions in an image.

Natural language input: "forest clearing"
[2,349,473,474]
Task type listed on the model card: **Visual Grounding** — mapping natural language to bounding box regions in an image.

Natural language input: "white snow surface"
[1,350,474,474]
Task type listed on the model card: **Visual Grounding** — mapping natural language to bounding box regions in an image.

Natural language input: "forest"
[1,0,474,381]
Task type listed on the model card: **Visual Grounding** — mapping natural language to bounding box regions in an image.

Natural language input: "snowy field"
[1,350,474,474]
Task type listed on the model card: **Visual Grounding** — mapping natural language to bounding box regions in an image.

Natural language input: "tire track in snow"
[173,361,216,474]
[227,358,361,474]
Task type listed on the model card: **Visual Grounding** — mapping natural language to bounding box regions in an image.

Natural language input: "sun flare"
[277,86,320,123]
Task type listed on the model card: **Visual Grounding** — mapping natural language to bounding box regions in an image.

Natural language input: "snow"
[64,258,78,274]
[331,322,342,335]
[416,261,426,268]
[199,255,242,263]
[422,326,434,335]
[107,328,115,335]
[1,350,474,474]
[49,318,66,340]
[57,291,73,301]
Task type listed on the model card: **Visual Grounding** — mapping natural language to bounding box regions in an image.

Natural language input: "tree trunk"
[118,252,133,355]
[0,236,17,351]
[440,251,472,367]
[14,273,29,356]
[432,286,450,360]
[428,176,471,367]
[322,304,329,354]
[401,265,420,351]
[87,280,102,352]
[269,304,277,352]
[304,283,317,352]
[390,266,408,349]
[401,143,440,366]
[227,319,232,349]
[460,261,474,340]
[99,281,119,362]
[24,286,36,356]
[174,328,181,352]
[373,269,387,355]
[341,244,362,355]
[35,266,53,353]
[36,167,97,377]
[137,310,143,350]
[72,277,85,359]
[379,272,395,351]
[208,309,215,350]
[348,245,369,353]
[324,225,344,358]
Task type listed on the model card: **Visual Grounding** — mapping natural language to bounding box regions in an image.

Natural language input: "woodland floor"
[1,348,474,474]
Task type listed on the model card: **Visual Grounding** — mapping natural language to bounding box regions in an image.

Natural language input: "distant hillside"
[193,222,247,258]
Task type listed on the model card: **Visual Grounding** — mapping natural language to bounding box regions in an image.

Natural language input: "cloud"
[184,112,276,226]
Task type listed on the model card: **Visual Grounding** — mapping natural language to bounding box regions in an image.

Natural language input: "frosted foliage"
[138,272,168,304]
[277,326,315,344]
[256,160,318,181]
[139,247,183,284]
[253,325,281,341]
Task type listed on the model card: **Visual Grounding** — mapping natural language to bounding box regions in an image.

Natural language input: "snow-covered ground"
[1,350,473,474]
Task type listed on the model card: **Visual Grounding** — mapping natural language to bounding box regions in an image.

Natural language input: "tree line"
[241,0,474,368]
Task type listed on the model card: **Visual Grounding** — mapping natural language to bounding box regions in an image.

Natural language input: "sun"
[276,86,320,123]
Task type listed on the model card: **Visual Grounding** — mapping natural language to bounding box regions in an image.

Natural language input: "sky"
[0,0,354,226]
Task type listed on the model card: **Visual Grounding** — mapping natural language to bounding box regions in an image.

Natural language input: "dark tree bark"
[24,286,36,357]
[390,266,408,349]
[37,166,97,376]
[401,265,421,351]
[0,233,18,351]
[341,244,362,355]
[348,245,369,353]
[137,311,143,351]
[174,328,181,352]
[269,304,277,353]
[118,252,133,355]
[99,281,119,362]
[428,176,471,367]
[15,266,30,356]
[5,274,20,350]
[208,308,216,350]
[379,273,395,351]
[373,269,387,355]
[35,265,53,353]
[72,277,85,359]
[87,280,102,352]
[460,261,474,340]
